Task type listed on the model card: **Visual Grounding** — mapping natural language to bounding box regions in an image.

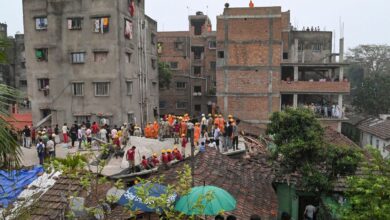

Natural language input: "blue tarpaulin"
[0,166,44,208]
[118,183,177,212]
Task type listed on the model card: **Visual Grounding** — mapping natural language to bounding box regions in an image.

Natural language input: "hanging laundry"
[94,19,100,33]
[102,17,109,33]
[129,0,135,17]
[125,20,133,39]
[67,19,72,30]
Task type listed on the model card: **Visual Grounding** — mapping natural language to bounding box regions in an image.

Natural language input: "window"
[20,80,27,87]
[94,82,110,96]
[124,19,133,39]
[35,17,48,30]
[72,83,84,96]
[67,18,82,30]
[298,43,304,51]
[194,104,201,112]
[71,52,86,64]
[21,62,26,69]
[159,101,166,109]
[176,101,187,109]
[170,62,178,69]
[208,41,216,49]
[218,51,224,58]
[151,33,156,45]
[128,113,135,124]
[312,43,322,52]
[94,52,108,63]
[192,46,204,60]
[176,82,186,89]
[283,52,289,60]
[194,86,201,93]
[370,135,373,146]
[75,116,90,124]
[93,17,109,33]
[193,66,201,76]
[37,78,49,90]
[125,52,132,63]
[35,48,48,61]
[151,59,156,69]
[126,81,133,95]
[174,42,183,50]
[210,61,216,70]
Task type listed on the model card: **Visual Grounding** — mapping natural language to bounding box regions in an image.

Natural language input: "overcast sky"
[1,0,389,50]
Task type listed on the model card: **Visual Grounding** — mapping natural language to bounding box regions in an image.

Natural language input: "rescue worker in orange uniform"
[153,121,159,139]
[218,114,225,133]
[144,123,151,138]
[180,118,187,138]
[194,123,201,146]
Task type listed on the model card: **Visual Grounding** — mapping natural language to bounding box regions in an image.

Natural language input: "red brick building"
[157,12,217,117]
[216,5,349,132]
[158,4,349,132]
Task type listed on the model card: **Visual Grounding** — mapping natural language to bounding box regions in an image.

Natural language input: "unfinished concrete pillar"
[294,66,299,81]
[339,38,344,80]
[294,39,299,63]
[293,94,298,108]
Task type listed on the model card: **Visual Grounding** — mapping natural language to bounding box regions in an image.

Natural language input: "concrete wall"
[361,132,390,158]
[23,0,158,127]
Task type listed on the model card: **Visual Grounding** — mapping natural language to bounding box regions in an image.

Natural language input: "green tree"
[347,44,390,77]
[267,108,324,170]
[0,37,10,64]
[352,75,390,115]
[267,108,362,193]
[0,36,21,170]
[158,62,172,89]
[341,148,390,220]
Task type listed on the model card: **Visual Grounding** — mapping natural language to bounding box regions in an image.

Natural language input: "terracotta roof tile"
[357,117,390,140]
[153,148,278,219]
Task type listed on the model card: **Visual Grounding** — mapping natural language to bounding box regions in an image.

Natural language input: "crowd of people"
[21,113,241,169]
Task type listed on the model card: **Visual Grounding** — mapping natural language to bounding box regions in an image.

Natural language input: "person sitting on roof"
[141,155,151,170]
[152,153,160,167]
[173,147,183,161]
[161,150,169,164]
[167,149,175,162]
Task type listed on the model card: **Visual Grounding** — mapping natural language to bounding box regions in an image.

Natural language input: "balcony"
[280,81,350,94]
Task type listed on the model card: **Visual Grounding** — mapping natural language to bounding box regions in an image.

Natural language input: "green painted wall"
[276,184,299,220]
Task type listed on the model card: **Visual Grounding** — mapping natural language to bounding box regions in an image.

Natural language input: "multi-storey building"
[157,12,217,117]
[216,5,349,132]
[0,23,27,96]
[23,0,159,127]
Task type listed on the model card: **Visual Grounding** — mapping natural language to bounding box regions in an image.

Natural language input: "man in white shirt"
[100,127,107,143]
[46,136,55,159]
[304,204,317,220]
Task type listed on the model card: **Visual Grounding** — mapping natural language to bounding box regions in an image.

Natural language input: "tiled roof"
[29,176,83,220]
[1,113,32,131]
[323,127,359,147]
[155,148,278,219]
[357,117,390,140]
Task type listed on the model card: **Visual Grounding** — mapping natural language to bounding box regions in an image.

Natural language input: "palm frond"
[0,84,22,170]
